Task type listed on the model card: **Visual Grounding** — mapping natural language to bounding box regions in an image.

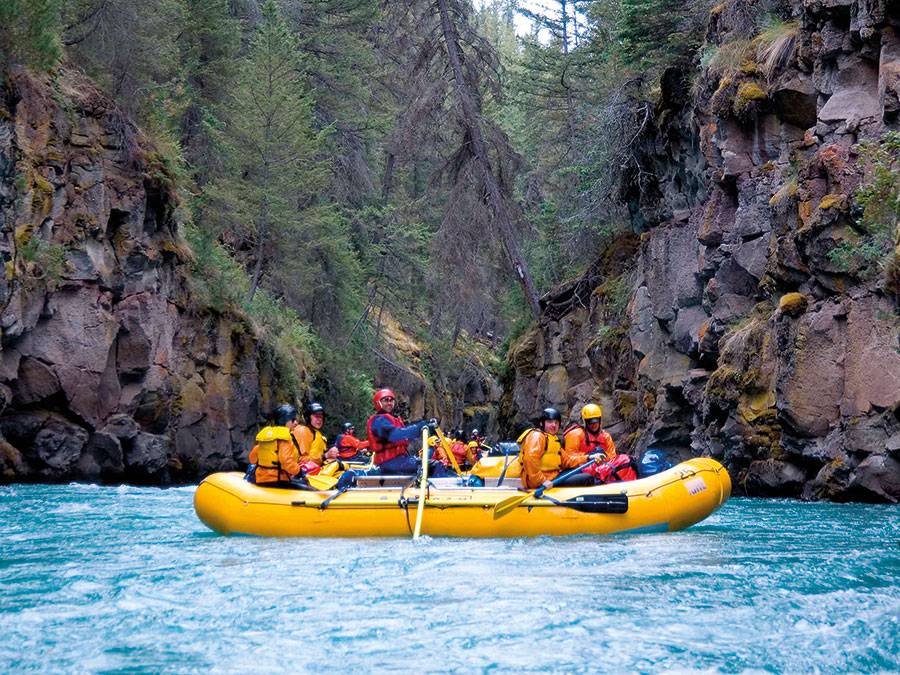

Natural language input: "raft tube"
[193,457,731,538]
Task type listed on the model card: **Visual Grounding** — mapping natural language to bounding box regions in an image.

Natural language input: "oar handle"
[534,459,595,499]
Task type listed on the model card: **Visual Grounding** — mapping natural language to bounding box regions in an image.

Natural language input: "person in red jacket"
[334,422,370,462]
[366,388,451,476]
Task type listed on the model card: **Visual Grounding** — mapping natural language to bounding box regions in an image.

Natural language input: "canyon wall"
[503,0,900,502]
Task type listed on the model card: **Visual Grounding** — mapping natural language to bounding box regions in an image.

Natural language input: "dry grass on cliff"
[758,20,799,80]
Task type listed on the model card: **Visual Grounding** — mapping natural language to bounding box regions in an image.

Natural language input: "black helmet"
[455,428,465,438]
[539,407,562,422]
[342,422,354,432]
[273,403,297,426]
[305,402,325,420]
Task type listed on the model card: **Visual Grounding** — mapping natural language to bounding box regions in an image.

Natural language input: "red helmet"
[373,388,397,411]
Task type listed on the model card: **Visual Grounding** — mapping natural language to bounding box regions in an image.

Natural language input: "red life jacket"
[366,413,409,465]
[446,441,468,466]
[564,423,615,457]
[335,433,357,460]
[584,454,637,483]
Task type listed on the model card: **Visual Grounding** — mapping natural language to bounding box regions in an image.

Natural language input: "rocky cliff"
[0,67,284,484]
[0,66,502,484]
[503,0,900,502]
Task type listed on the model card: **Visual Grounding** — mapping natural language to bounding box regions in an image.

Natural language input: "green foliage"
[602,274,632,316]
[705,39,755,78]
[827,132,900,278]
[0,0,62,70]
[17,237,68,289]
[203,0,335,302]
[248,289,320,395]
[618,0,712,71]
[183,222,318,397]
[182,222,247,313]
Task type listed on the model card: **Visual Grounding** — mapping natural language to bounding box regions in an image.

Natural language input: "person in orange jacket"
[293,402,339,472]
[248,403,303,484]
[563,403,636,484]
[518,407,564,490]
[563,403,617,467]
[334,422,370,462]
[434,429,477,469]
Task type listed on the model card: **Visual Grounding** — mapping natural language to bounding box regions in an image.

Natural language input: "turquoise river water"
[1,483,898,673]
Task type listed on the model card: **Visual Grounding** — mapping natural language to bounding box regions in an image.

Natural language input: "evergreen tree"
[617,0,710,69]
[177,0,241,184]
[203,0,334,304]
[0,0,62,71]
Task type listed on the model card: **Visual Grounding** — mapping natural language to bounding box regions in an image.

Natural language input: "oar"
[319,477,353,509]
[413,426,430,539]
[492,458,595,520]
[434,426,463,475]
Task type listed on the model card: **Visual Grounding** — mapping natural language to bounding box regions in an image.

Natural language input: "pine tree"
[0,0,62,71]
[178,0,241,183]
[204,0,331,304]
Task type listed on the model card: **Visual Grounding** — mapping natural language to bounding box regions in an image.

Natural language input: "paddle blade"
[492,493,530,520]
[564,494,629,514]
[306,473,338,490]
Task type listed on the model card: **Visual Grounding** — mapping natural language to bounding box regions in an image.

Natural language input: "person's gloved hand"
[590,453,605,464]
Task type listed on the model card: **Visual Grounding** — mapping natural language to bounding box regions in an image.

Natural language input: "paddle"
[413,426,430,539]
[492,458,596,520]
[305,471,338,490]
[319,478,352,509]
[496,452,512,487]
[433,426,463,475]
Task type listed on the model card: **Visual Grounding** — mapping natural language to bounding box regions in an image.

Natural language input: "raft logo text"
[684,477,707,496]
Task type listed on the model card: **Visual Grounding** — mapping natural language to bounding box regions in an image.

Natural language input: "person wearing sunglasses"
[366,388,451,476]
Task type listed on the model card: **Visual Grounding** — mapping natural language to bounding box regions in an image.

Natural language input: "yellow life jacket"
[516,428,562,472]
[255,426,294,468]
[297,425,328,462]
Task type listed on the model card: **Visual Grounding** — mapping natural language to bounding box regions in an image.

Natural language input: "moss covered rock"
[778,292,808,317]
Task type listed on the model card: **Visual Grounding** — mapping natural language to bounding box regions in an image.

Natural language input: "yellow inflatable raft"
[194,457,731,538]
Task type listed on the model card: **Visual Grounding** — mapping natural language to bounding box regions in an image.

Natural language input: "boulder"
[776,301,845,437]
[12,356,60,404]
[818,57,881,122]
[125,431,170,479]
[803,458,853,501]
[641,219,702,323]
[744,458,808,496]
[77,431,124,480]
[840,296,900,417]
[671,306,708,356]
[31,414,89,474]
[732,234,772,280]
[850,455,900,502]
[771,73,818,128]
[778,292,808,317]
[101,414,140,440]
